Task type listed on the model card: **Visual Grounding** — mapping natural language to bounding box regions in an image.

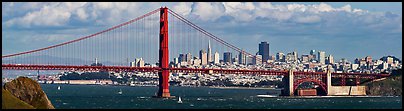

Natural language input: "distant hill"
[2,77,55,109]
[2,55,122,66]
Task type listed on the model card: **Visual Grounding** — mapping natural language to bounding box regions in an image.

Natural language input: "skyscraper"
[318,51,325,64]
[214,52,220,64]
[310,50,316,61]
[199,49,207,65]
[292,51,298,62]
[173,58,179,65]
[328,55,334,64]
[186,53,192,64]
[259,42,269,63]
[238,49,246,65]
[276,52,285,62]
[223,52,232,64]
[135,58,144,67]
[310,50,316,55]
[365,56,372,63]
[179,54,186,62]
[207,40,212,63]
[253,55,262,65]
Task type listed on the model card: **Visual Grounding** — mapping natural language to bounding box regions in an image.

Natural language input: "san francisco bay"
[40,84,402,109]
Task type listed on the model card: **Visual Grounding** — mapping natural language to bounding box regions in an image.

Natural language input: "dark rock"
[365,74,402,96]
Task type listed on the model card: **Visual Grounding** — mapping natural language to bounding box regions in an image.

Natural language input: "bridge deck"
[2,64,390,78]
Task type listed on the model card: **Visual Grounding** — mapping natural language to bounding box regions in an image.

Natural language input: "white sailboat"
[177,96,183,104]
[57,86,61,90]
[118,89,122,95]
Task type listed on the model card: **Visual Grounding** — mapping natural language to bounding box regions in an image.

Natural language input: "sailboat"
[118,89,122,95]
[57,86,61,90]
[177,96,183,104]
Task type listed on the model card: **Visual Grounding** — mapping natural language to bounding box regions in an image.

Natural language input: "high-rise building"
[328,55,334,64]
[233,56,238,64]
[207,40,212,63]
[354,58,360,64]
[214,52,220,64]
[186,53,192,64]
[387,57,393,64]
[259,42,270,63]
[223,52,232,64]
[318,51,325,64]
[310,50,316,55]
[192,57,201,66]
[173,58,179,65]
[310,50,316,61]
[292,51,298,62]
[285,53,292,62]
[301,55,309,63]
[179,54,186,62]
[199,49,208,65]
[135,58,144,67]
[130,61,136,67]
[253,55,262,65]
[238,50,246,65]
[365,56,372,63]
[276,52,285,62]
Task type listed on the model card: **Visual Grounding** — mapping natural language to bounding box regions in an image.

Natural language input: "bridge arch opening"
[293,79,327,96]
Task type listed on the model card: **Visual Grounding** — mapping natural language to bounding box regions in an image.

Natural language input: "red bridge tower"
[157,7,171,98]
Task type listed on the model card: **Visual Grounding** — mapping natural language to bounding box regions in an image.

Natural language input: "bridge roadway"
[2,64,390,79]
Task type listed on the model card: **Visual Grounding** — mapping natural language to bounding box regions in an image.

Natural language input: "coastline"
[277,95,401,98]
[208,86,279,90]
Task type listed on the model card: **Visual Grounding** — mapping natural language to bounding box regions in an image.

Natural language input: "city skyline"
[2,2,402,62]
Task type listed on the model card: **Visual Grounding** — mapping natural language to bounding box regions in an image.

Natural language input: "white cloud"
[3,2,401,30]
[5,2,87,27]
[172,2,193,16]
[294,15,322,23]
[189,2,226,21]
[76,7,88,21]
[4,2,157,27]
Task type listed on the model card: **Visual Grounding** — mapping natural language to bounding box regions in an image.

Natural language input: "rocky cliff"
[2,77,55,109]
[365,74,402,96]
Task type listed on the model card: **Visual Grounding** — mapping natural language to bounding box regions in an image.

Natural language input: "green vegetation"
[365,69,402,96]
[2,77,54,109]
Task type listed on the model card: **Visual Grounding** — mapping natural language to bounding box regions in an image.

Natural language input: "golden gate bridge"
[2,7,390,97]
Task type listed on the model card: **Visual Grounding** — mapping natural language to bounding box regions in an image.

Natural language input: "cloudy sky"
[2,2,402,62]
